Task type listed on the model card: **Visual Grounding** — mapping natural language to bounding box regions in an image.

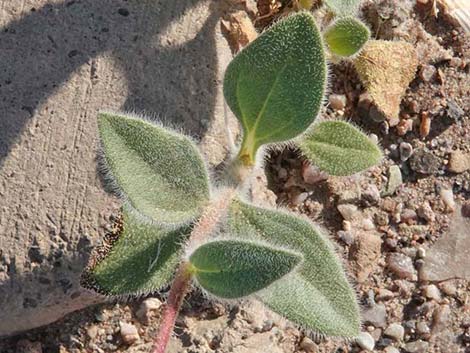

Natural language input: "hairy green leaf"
[227,200,360,338]
[224,12,326,165]
[81,206,190,296]
[324,0,361,17]
[98,113,210,225]
[189,240,302,298]
[324,17,370,57]
[299,120,382,176]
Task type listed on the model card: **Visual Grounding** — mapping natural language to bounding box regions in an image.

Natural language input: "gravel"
[384,323,405,341]
[387,253,416,280]
[356,332,375,351]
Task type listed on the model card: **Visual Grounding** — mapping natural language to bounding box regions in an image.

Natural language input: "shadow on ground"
[0,0,222,167]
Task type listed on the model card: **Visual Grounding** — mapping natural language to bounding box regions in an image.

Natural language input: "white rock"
[120,321,140,345]
[384,323,405,341]
[136,297,162,324]
[440,188,456,212]
[356,332,375,351]
[424,284,441,301]
[337,204,361,222]
[416,321,430,334]
[86,325,99,340]
[417,247,426,259]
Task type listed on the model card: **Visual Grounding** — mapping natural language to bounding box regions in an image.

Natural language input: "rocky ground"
[2,0,470,353]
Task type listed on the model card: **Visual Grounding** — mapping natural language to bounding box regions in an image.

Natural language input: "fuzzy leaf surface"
[98,113,210,225]
[324,17,370,57]
[223,12,326,165]
[82,206,190,296]
[190,240,302,298]
[299,120,382,176]
[227,200,360,338]
[324,0,361,16]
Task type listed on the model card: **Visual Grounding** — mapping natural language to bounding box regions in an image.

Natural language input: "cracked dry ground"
[2,1,470,353]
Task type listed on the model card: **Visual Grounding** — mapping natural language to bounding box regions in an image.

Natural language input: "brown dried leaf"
[256,0,283,27]
[221,10,258,54]
[354,40,418,122]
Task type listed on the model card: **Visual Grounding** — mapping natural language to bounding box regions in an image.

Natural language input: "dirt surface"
[1,0,470,353]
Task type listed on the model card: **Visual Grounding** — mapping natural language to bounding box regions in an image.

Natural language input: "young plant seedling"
[82,11,383,353]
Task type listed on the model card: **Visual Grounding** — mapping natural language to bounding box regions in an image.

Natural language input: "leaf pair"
[85,112,360,338]
[220,200,360,337]
[83,113,210,295]
[183,199,360,337]
[224,12,377,175]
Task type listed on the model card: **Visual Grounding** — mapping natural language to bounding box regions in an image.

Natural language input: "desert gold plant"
[83,9,381,353]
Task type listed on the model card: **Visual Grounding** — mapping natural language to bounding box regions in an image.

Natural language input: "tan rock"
[354,40,418,122]
[448,150,470,173]
[120,321,140,345]
[349,231,382,283]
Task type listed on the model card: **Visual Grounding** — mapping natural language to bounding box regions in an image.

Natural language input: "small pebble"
[356,332,375,351]
[419,65,436,82]
[299,337,317,353]
[376,288,395,301]
[362,302,387,328]
[409,148,441,175]
[118,8,130,16]
[397,119,413,136]
[278,168,288,179]
[447,100,465,120]
[417,202,435,223]
[301,163,328,184]
[361,184,381,206]
[136,297,162,324]
[424,284,441,301]
[329,94,347,111]
[420,112,432,138]
[448,150,470,173]
[86,325,99,340]
[432,304,451,333]
[399,142,413,161]
[387,253,416,280]
[337,204,361,222]
[417,247,426,259]
[404,340,429,353]
[338,230,355,245]
[439,281,457,296]
[119,321,140,345]
[291,191,309,206]
[384,323,405,341]
[386,165,403,195]
[401,208,417,224]
[416,321,430,335]
[439,188,455,212]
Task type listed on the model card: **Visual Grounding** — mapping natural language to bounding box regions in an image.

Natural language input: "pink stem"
[151,189,236,353]
[151,264,192,353]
